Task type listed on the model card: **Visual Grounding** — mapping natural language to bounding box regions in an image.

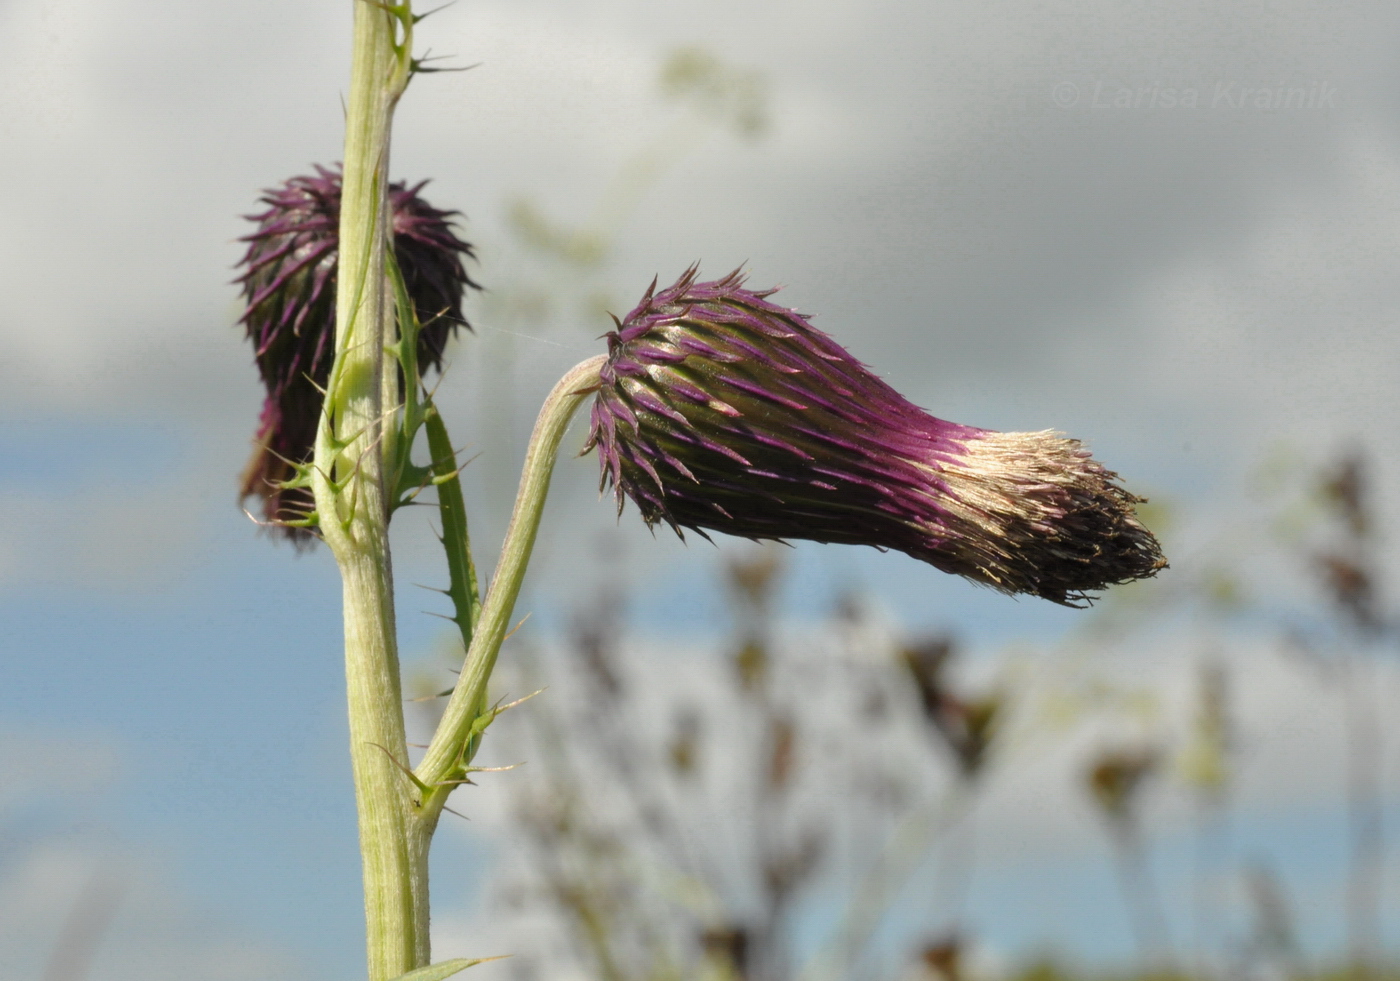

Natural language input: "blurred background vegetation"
[407,439,1398,981]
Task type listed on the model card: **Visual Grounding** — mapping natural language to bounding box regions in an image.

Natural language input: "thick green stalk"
[415,356,607,803]
[312,1,421,979]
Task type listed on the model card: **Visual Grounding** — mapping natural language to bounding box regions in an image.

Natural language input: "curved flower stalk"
[236,164,479,538]
[586,267,1165,605]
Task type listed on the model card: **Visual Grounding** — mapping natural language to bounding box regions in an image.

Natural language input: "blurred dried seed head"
[765,715,797,793]
[902,637,1001,778]
[1320,453,1369,538]
[732,638,768,692]
[920,935,964,981]
[762,830,824,905]
[668,709,702,777]
[1317,553,1379,633]
[571,595,624,700]
[726,549,784,609]
[700,925,750,979]
[1087,747,1160,820]
[1314,451,1383,634]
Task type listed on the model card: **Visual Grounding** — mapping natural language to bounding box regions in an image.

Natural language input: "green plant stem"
[425,404,482,648]
[313,1,419,978]
[415,355,607,802]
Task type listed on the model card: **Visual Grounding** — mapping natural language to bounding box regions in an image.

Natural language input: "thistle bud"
[235,165,479,539]
[585,268,1165,605]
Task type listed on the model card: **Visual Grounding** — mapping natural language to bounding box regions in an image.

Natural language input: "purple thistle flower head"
[584,267,1166,606]
[235,164,479,540]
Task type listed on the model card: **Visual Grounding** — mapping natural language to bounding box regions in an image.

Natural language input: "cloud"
[2,0,1395,427]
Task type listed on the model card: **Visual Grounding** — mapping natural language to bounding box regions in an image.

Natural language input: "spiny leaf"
[386,956,507,981]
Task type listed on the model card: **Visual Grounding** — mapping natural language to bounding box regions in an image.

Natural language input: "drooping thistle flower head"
[235,164,478,539]
[584,267,1165,605]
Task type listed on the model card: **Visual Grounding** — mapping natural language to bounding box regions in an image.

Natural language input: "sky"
[2,0,1400,978]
